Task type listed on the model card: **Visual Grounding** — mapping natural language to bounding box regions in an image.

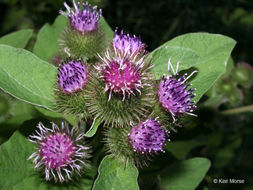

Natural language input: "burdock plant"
[104,117,169,167]
[55,58,90,118]
[155,59,197,123]
[28,122,91,182]
[84,30,155,127]
[128,118,168,154]
[0,0,237,188]
[113,28,146,54]
[59,0,108,61]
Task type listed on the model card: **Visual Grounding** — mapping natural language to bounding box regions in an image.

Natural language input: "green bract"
[59,25,108,61]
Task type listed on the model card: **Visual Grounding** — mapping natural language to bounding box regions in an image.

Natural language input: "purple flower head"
[128,118,168,154]
[60,0,102,33]
[28,122,90,182]
[113,28,145,54]
[96,46,151,101]
[103,60,141,100]
[57,59,88,94]
[158,59,197,121]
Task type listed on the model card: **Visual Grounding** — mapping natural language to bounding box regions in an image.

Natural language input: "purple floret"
[113,28,145,53]
[96,43,151,101]
[39,133,75,169]
[57,59,88,94]
[60,0,102,33]
[28,122,89,182]
[103,60,141,100]
[158,59,197,120]
[129,118,167,154]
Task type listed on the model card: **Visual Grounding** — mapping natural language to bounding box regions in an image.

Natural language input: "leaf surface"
[150,33,236,102]
[159,157,211,190]
[33,15,67,61]
[0,29,33,48]
[84,117,101,138]
[93,156,139,190]
[0,45,57,110]
[33,15,113,62]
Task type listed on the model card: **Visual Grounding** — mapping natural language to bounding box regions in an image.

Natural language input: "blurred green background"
[0,0,253,190]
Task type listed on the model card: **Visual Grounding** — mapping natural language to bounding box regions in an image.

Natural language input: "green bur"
[54,60,91,119]
[104,126,149,167]
[83,70,155,128]
[59,25,109,62]
[55,89,90,119]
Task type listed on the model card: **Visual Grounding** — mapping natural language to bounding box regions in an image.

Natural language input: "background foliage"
[0,0,252,190]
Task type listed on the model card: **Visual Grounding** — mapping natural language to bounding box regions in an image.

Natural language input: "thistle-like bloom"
[60,0,102,33]
[57,59,88,94]
[128,118,168,154]
[28,122,90,182]
[158,59,197,121]
[102,60,141,100]
[96,45,152,101]
[85,33,154,127]
[113,29,145,54]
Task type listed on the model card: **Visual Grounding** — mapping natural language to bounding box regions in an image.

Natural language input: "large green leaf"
[0,29,33,48]
[33,15,67,61]
[159,157,211,190]
[33,15,113,62]
[151,33,236,102]
[93,156,139,190]
[35,107,76,126]
[36,107,63,118]
[0,131,34,190]
[0,45,57,110]
[150,46,199,79]
[214,137,241,168]
[204,57,235,106]
[165,138,207,160]
[2,100,36,125]
[12,174,93,190]
[0,136,5,145]
[100,17,114,40]
[0,131,93,190]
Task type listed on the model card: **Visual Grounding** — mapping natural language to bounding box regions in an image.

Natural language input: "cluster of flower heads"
[28,0,198,183]
[28,122,90,182]
[60,0,102,33]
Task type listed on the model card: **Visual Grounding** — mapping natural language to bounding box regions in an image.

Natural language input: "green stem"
[221,104,253,115]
